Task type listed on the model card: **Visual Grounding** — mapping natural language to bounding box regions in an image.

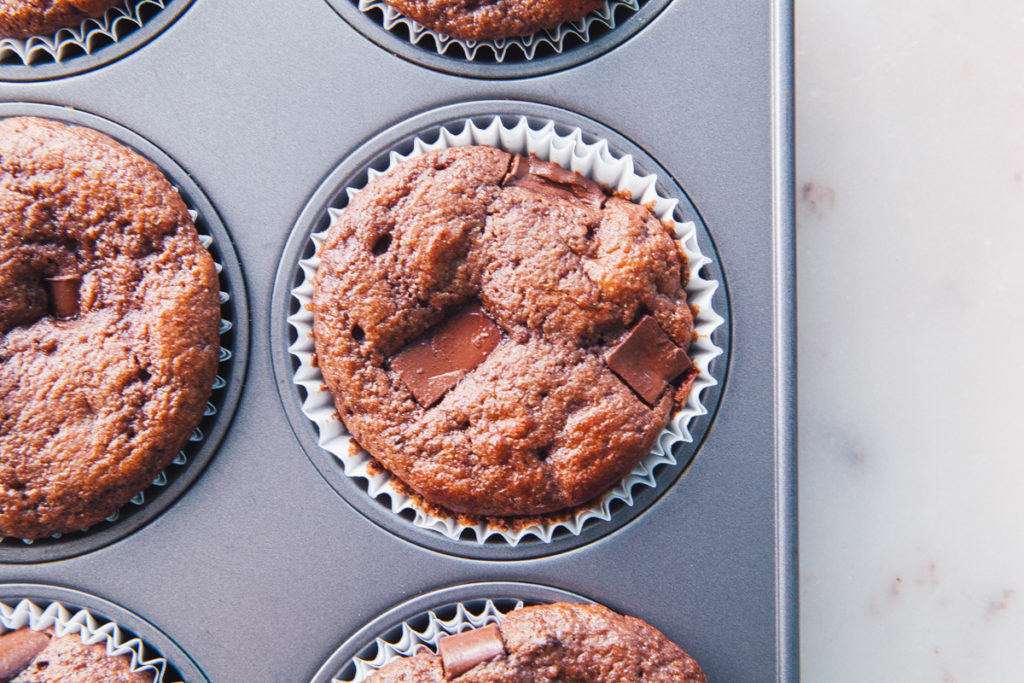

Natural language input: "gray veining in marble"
[798,1,1024,680]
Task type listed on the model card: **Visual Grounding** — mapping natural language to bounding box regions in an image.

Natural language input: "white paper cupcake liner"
[0,0,166,66]
[289,115,724,546]
[0,208,233,545]
[0,598,175,681]
[335,598,522,683]
[357,0,638,61]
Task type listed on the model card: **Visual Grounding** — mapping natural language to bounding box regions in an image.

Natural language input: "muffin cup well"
[0,0,193,81]
[0,104,248,562]
[0,600,170,680]
[312,582,591,683]
[0,584,207,682]
[357,0,636,62]
[0,218,232,547]
[281,103,727,556]
[321,0,672,78]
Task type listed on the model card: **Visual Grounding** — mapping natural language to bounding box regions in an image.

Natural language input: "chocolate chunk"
[439,624,506,679]
[45,274,81,319]
[0,628,49,680]
[389,339,464,407]
[433,303,502,372]
[606,315,692,405]
[503,154,606,207]
[391,302,501,407]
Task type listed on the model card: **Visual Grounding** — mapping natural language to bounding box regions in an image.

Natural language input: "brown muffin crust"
[367,602,706,682]
[0,0,121,39]
[0,116,220,539]
[6,631,153,682]
[312,146,694,518]
[383,0,605,41]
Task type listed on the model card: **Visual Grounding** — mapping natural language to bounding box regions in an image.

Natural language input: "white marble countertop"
[797,1,1024,680]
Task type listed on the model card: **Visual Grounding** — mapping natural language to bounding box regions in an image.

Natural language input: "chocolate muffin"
[0,627,153,682]
[0,116,221,539]
[367,602,706,682]
[0,0,121,39]
[312,146,695,519]
[382,0,604,41]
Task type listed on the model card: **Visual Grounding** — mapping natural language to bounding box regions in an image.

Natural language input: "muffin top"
[382,0,605,41]
[0,1,122,39]
[0,627,154,682]
[366,602,706,682]
[312,146,695,518]
[0,116,221,539]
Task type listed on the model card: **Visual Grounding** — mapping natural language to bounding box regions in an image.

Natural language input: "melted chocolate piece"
[389,340,464,408]
[438,624,506,679]
[45,274,81,319]
[606,315,692,405]
[391,302,501,407]
[503,154,606,207]
[0,628,49,680]
[433,304,502,371]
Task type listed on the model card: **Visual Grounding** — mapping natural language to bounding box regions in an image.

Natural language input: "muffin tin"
[0,0,795,681]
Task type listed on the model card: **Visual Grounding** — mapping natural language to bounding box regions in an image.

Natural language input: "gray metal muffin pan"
[0,0,795,681]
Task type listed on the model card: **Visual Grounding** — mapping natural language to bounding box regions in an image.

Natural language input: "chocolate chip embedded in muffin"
[438,623,505,678]
[390,302,502,407]
[0,628,153,682]
[607,314,693,406]
[382,0,605,41]
[0,116,221,540]
[0,627,49,680]
[0,1,122,40]
[367,602,707,682]
[312,147,695,518]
